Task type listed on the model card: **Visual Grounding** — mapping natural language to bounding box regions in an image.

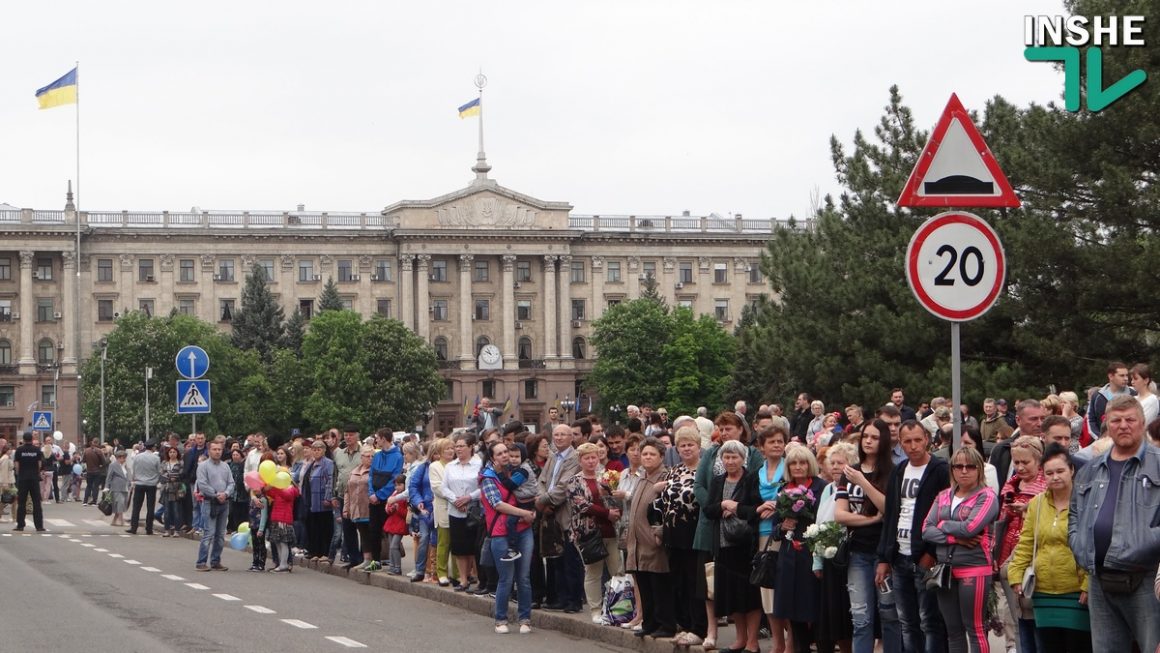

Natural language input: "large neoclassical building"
[0,160,791,441]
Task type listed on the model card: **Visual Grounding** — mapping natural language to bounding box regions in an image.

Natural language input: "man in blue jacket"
[367,428,403,571]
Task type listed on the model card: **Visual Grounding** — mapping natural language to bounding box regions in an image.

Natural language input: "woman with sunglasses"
[921,447,1000,653]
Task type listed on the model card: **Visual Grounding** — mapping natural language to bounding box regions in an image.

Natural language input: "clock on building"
[478,344,502,370]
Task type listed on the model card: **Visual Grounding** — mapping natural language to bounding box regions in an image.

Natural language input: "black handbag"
[749,536,779,588]
[721,515,753,546]
[464,501,483,531]
[540,518,565,558]
[577,529,608,564]
[925,548,954,590]
[832,537,850,567]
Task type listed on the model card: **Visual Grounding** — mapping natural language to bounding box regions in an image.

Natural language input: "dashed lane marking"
[245,605,276,614]
[162,575,186,581]
[81,543,95,548]
[212,593,240,601]
[94,548,108,552]
[141,567,161,572]
[325,636,367,648]
[108,553,124,558]
[184,583,210,590]
[123,560,141,565]
[281,619,317,629]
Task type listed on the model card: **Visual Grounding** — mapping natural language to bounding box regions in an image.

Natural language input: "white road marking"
[84,520,109,527]
[212,593,240,601]
[81,534,92,537]
[184,583,210,590]
[124,559,141,565]
[94,548,108,552]
[1,534,9,537]
[40,533,52,537]
[281,619,318,629]
[162,574,185,581]
[45,519,74,527]
[119,534,130,538]
[325,636,367,648]
[141,566,161,572]
[108,553,124,558]
[100,534,110,537]
[22,534,31,537]
[58,534,72,538]
[244,605,276,614]
[81,543,95,548]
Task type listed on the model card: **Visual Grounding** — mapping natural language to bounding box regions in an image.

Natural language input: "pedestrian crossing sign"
[32,410,53,431]
[176,379,211,414]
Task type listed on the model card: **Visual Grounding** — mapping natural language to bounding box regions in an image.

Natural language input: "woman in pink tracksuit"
[922,447,1000,653]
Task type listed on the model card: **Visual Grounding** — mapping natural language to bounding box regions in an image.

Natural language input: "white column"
[458,254,474,363]
[415,255,431,341]
[557,254,572,362]
[501,255,517,368]
[399,255,414,331]
[590,256,605,320]
[627,256,641,299]
[61,250,77,368]
[662,257,677,306]
[17,251,35,372]
[542,255,557,364]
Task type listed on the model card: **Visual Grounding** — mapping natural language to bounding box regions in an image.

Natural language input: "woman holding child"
[480,441,535,634]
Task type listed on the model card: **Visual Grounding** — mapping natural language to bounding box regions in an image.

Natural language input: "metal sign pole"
[951,322,962,454]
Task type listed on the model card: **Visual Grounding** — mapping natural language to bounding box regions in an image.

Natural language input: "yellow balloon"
[259,460,277,484]
[237,522,250,534]
[271,470,292,490]
[278,466,289,474]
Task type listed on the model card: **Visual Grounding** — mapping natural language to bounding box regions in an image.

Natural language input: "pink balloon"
[244,470,265,491]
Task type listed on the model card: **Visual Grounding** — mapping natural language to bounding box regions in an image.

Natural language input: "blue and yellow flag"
[503,396,512,415]
[462,394,471,417]
[457,97,481,119]
[36,68,78,110]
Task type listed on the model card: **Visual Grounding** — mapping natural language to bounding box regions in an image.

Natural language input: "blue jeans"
[1017,617,1041,653]
[1088,570,1160,653]
[412,518,433,577]
[193,499,207,532]
[196,502,229,566]
[892,555,947,653]
[489,527,533,623]
[849,551,901,653]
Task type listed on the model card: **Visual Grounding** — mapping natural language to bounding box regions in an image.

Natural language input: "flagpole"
[74,61,83,443]
[471,72,490,181]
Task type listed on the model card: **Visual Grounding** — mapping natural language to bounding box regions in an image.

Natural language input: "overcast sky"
[0,1,1066,220]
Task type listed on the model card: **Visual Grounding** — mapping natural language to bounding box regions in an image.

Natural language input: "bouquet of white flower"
[804,521,845,560]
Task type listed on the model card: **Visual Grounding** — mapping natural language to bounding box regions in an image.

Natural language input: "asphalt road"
[0,501,629,653]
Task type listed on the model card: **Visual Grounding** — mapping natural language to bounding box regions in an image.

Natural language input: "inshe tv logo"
[1024,15,1148,112]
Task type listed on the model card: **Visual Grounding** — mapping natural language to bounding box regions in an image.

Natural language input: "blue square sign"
[176,380,211,414]
[31,410,53,431]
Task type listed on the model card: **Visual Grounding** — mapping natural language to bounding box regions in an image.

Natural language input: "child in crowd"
[192,453,208,534]
[264,481,300,573]
[248,490,269,572]
[500,445,538,562]
[383,474,410,575]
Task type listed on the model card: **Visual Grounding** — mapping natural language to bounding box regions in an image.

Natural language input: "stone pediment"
[382,180,572,231]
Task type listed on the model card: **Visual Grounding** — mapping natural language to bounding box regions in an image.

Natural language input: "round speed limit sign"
[906,211,1005,322]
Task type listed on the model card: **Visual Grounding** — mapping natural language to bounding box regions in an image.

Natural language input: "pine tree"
[318,277,344,312]
[230,266,285,362]
[283,309,307,354]
[640,273,666,306]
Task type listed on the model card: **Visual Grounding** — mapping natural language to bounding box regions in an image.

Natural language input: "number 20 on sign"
[906,211,1006,322]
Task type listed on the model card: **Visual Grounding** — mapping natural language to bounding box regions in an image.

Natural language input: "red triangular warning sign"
[897,94,1020,209]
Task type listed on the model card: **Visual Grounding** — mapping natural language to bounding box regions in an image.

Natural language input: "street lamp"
[609,404,622,425]
[144,366,153,442]
[560,395,576,419]
[99,339,107,446]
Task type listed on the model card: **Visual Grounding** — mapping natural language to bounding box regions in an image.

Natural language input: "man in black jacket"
[988,398,1046,482]
[790,392,812,442]
[875,421,950,653]
[13,431,46,532]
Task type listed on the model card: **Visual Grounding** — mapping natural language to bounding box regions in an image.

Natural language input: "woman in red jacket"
[265,483,300,573]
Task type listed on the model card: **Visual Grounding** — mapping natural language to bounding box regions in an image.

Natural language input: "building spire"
[65,179,75,211]
[471,71,491,183]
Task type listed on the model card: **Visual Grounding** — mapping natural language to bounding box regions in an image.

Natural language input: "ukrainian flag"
[35,68,78,110]
[457,97,481,119]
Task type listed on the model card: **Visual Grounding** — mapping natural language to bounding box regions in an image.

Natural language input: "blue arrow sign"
[31,410,53,431]
[175,345,210,379]
[176,380,211,414]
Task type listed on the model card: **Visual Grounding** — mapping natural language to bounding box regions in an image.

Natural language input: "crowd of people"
[2,361,1159,653]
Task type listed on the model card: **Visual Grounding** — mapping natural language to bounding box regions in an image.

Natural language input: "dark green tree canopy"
[318,277,343,312]
[231,265,285,362]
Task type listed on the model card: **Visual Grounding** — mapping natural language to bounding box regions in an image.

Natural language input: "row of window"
[442,379,540,403]
[432,335,587,362]
[0,256,56,281]
[0,384,54,409]
[0,298,61,322]
[0,338,59,366]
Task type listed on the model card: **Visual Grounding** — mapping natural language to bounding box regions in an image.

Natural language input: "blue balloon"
[229,532,249,551]
[72,464,83,476]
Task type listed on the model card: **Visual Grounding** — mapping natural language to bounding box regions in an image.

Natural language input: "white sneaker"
[591,613,604,624]
[519,624,532,634]
[494,624,509,634]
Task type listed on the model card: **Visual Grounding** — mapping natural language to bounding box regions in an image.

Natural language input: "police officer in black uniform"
[13,431,46,531]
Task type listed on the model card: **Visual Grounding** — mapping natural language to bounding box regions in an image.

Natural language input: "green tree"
[267,347,310,439]
[230,266,284,362]
[300,310,372,430]
[283,308,307,354]
[318,277,343,312]
[640,273,665,306]
[589,299,672,409]
[662,308,736,417]
[362,316,445,431]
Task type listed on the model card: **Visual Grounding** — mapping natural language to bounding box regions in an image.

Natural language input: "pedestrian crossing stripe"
[45,519,74,527]
[179,384,208,409]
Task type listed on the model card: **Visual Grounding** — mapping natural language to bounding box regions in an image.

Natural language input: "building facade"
[0,171,786,443]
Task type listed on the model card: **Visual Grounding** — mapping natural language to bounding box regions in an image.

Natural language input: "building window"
[178,298,195,316]
[41,385,56,408]
[518,337,532,360]
[0,385,13,408]
[220,299,235,322]
[524,379,538,400]
[482,379,495,400]
[0,257,10,280]
[38,338,55,365]
[475,336,490,358]
[36,257,53,280]
[642,261,656,279]
[0,299,11,320]
[570,261,585,283]
[678,298,694,309]
[97,258,114,282]
[258,259,275,282]
[298,260,314,282]
[374,260,392,282]
[473,260,489,282]
[679,261,694,284]
[572,337,586,359]
[0,339,10,365]
[443,379,455,401]
[340,298,354,310]
[714,263,728,283]
[607,299,621,310]
[571,299,585,321]
[376,299,391,317]
[98,299,114,322]
[432,299,448,321]
[749,265,763,284]
[434,337,448,361]
[431,260,447,282]
[217,259,235,282]
[37,298,54,322]
[139,299,154,317]
[179,259,195,282]
[139,258,155,282]
[606,261,621,283]
[714,298,730,321]
[516,261,531,282]
[474,299,490,321]
[516,300,532,321]
[298,299,313,319]
[338,259,354,282]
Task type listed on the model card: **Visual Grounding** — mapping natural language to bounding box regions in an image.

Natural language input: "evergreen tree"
[283,309,306,354]
[318,277,343,312]
[230,266,285,362]
[640,273,665,306]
